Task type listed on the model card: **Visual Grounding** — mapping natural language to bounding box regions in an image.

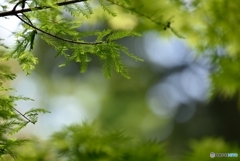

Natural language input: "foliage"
[211,56,240,97]
[0,0,154,158]
[0,0,239,160]
[1,123,166,161]
[1,0,144,78]
[2,124,240,161]
[185,138,240,161]
[0,53,50,159]
[168,0,240,97]
[0,123,166,160]
[51,123,167,161]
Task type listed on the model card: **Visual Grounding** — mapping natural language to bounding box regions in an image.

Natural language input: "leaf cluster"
[185,137,240,161]
[3,0,235,160]
[0,54,50,158]
[0,0,162,158]
[7,123,240,161]
[50,123,167,161]
[0,0,144,78]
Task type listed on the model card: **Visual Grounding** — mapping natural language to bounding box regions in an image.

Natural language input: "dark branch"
[13,107,34,124]
[11,0,105,45]
[15,14,105,45]
[0,0,87,17]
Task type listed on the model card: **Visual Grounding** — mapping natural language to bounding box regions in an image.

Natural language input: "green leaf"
[24,108,51,116]
[102,52,112,78]
[79,53,88,73]
[96,29,112,41]
[99,0,117,17]
[107,31,140,41]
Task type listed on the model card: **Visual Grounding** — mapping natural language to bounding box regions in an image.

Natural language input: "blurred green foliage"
[0,0,240,160]
[2,123,240,161]
[185,138,240,161]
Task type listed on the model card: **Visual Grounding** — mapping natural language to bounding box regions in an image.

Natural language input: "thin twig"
[12,1,105,45]
[15,14,105,45]
[13,107,33,124]
[0,0,88,17]
[106,0,164,26]
[22,13,34,26]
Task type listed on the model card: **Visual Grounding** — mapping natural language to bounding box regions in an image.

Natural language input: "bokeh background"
[0,0,240,159]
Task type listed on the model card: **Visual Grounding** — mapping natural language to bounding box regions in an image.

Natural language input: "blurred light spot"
[180,65,209,101]
[12,73,41,111]
[39,95,87,138]
[49,96,87,124]
[174,104,196,123]
[143,31,193,68]
[0,1,20,46]
[147,80,187,118]
[147,68,209,121]
[142,114,174,141]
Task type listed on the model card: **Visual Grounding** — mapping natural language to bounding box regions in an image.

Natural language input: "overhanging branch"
[16,13,105,45]
[0,0,87,17]
[0,0,107,45]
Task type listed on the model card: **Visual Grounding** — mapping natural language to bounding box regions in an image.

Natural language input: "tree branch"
[15,14,105,45]
[106,0,164,26]
[4,0,106,45]
[13,107,34,124]
[0,0,88,17]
